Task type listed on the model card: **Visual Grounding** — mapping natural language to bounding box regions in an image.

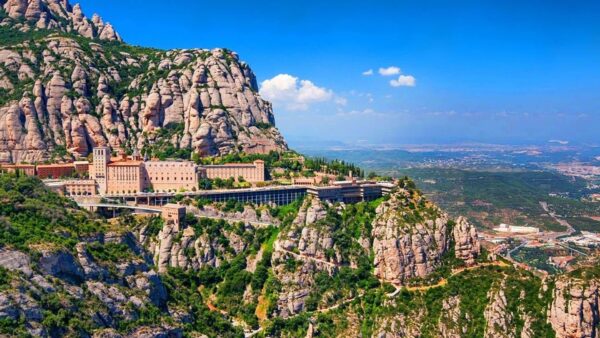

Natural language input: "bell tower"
[92,147,110,194]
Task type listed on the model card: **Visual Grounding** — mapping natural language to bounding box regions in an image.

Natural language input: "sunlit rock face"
[371,185,450,285]
[0,0,287,162]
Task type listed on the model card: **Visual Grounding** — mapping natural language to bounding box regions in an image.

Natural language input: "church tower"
[92,147,111,194]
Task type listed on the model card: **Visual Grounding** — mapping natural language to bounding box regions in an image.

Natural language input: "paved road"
[76,202,162,213]
[507,240,529,259]
[539,201,575,238]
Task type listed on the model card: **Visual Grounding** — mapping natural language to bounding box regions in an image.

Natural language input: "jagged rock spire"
[1,0,123,41]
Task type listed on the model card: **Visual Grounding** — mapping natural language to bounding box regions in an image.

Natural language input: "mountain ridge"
[0,0,288,163]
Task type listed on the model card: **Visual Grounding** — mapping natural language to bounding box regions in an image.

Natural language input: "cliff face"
[0,0,287,163]
[139,205,276,273]
[483,281,516,338]
[271,196,342,317]
[548,275,600,338]
[371,185,449,285]
[453,216,480,265]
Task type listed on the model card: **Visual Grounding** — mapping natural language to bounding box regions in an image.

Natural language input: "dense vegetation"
[0,172,105,251]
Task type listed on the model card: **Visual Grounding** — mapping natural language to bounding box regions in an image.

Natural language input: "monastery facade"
[91,147,201,195]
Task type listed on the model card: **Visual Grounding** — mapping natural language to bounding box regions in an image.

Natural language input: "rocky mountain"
[549,274,600,337]
[1,172,600,337]
[0,0,287,163]
[371,185,450,285]
[1,0,121,41]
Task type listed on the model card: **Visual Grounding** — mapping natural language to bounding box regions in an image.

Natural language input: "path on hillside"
[273,241,340,268]
[248,261,510,336]
[386,261,510,296]
[245,293,361,337]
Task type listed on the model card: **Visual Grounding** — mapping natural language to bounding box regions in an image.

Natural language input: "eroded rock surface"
[371,186,449,285]
[1,0,121,41]
[453,216,480,265]
[484,281,516,338]
[271,196,341,317]
[548,276,600,338]
[0,0,287,163]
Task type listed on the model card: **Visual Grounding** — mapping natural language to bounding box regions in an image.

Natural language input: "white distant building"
[561,232,600,246]
[493,223,539,234]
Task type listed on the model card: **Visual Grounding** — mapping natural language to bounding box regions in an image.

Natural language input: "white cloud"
[260,74,333,111]
[378,66,401,76]
[390,75,416,87]
[362,69,374,76]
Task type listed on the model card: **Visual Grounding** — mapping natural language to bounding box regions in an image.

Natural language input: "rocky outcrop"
[271,196,340,317]
[76,243,109,280]
[453,216,480,265]
[0,289,46,336]
[438,296,464,338]
[190,204,280,227]
[38,249,85,284]
[1,0,122,41]
[0,0,288,162]
[373,312,424,338]
[125,271,168,309]
[484,281,515,338]
[142,212,265,273]
[277,196,337,264]
[548,275,600,338]
[0,248,33,276]
[371,186,449,285]
[86,281,132,320]
[148,222,219,273]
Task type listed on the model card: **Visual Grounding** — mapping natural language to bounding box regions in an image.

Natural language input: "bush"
[0,173,105,251]
[87,242,134,263]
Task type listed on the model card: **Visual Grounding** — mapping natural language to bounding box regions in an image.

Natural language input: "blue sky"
[78,0,600,146]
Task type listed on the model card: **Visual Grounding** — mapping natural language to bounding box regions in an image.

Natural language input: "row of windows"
[109,190,139,194]
[200,191,306,206]
[66,190,94,196]
[144,176,195,181]
[147,163,194,167]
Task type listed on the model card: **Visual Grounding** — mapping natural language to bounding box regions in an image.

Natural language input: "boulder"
[0,249,32,277]
[38,250,85,284]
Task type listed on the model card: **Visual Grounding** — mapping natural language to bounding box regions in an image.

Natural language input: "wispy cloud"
[334,96,348,106]
[548,139,569,145]
[362,69,374,76]
[336,108,387,118]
